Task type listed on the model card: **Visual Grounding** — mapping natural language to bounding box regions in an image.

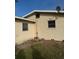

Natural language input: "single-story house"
[15,10,64,44]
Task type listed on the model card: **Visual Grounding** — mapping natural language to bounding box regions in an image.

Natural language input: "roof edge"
[22,10,64,18]
[15,16,35,23]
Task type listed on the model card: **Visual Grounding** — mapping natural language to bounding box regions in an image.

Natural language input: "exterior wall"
[15,21,36,44]
[24,14,36,21]
[37,13,64,41]
[26,13,64,41]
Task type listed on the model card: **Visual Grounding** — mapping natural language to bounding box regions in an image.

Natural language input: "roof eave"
[15,16,35,23]
[22,10,64,18]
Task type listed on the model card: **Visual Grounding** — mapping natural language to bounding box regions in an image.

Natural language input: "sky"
[15,0,64,16]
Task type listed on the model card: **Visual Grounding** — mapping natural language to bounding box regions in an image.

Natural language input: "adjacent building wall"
[15,21,36,44]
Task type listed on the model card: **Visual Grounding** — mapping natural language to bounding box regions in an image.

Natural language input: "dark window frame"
[48,20,56,28]
[22,23,28,31]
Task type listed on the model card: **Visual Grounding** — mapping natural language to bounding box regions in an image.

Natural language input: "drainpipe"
[36,19,38,39]
[34,18,38,39]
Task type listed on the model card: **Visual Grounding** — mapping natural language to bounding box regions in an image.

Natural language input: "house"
[15,10,64,44]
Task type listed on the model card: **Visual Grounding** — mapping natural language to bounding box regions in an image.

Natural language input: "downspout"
[34,17,38,39]
[36,18,38,39]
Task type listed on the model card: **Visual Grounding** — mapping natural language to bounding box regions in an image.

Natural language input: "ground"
[15,39,64,59]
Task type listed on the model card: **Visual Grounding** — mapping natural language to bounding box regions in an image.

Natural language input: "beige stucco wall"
[37,14,64,41]
[25,14,36,21]
[15,21,36,44]
[26,13,64,41]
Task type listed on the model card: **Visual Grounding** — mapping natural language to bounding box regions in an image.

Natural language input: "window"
[22,23,28,31]
[48,20,56,28]
[36,13,40,18]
